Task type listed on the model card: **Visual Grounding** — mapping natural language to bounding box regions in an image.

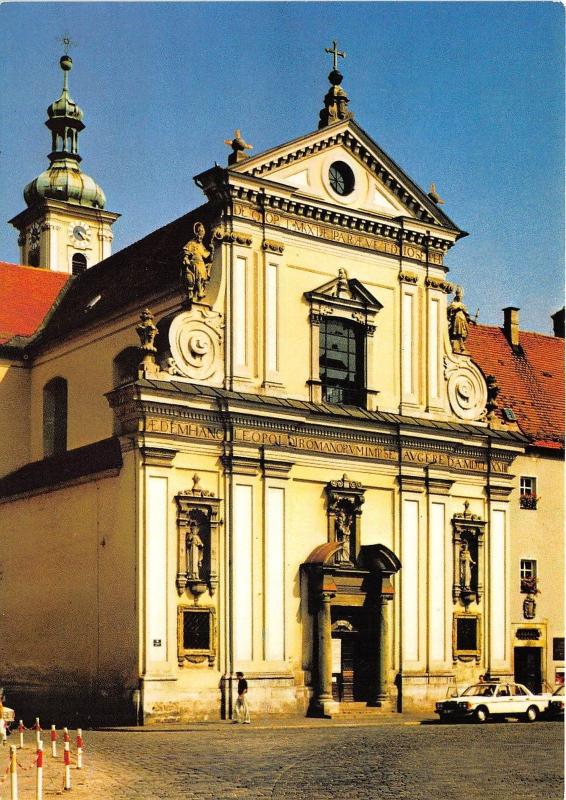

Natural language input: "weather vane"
[325,40,345,71]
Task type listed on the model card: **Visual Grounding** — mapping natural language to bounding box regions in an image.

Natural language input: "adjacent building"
[0,48,562,723]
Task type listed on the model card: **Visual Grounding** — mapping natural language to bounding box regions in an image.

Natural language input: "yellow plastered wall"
[0,457,137,690]
[226,229,442,414]
[511,452,564,685]
[29,320,141,460]
[0,358,31,476]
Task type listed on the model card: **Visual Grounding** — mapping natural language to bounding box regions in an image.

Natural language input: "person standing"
[233,672,251,724]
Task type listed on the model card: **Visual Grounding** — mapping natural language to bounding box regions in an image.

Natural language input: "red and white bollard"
[50,726,57,758]
[9,744,18,800]
[76,729,83,770]
[33,719,41,747]
[63,739,71,792]
[18,721,25,750]
[35,741,43,800]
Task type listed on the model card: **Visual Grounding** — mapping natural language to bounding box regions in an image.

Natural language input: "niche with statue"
[175,475,220,599]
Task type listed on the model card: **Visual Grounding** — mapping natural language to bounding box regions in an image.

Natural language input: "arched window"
[43,377,68,457]
[319,317,365,406]
[113,347,140,387]
[72,253,87,275]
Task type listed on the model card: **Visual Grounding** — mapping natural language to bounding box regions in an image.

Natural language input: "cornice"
[228,188,453,253]
[241,127,437,226]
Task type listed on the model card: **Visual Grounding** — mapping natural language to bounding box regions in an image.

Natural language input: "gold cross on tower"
[325,40,346,71]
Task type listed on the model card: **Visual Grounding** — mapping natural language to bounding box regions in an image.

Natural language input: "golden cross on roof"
[325,40,345,71]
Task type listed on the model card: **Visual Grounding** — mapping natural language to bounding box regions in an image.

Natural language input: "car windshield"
[462,684,496,697]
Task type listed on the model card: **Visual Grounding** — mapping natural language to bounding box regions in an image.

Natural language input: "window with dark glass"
[328,161,355,196]
[520,476,537,509]
[43,377,68,457]
[319,317,365,405]
[71,252,87,276]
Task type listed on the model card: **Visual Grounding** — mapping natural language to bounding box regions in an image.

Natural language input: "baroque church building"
[0,48,563,723]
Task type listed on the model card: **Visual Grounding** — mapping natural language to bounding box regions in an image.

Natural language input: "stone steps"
[336,702,396,715]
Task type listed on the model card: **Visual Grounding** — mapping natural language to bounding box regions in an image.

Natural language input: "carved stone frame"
[175,484,221,598]
[177,605,216,667]
[453,612,481,663]
[325,474,365,565]
[452,502,486,607]
[304,273,382,411]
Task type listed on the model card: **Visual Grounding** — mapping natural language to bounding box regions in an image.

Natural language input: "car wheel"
[474,706,488,723]
[524,705,538,723]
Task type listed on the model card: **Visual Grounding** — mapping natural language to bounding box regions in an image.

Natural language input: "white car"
[435,682,549,723]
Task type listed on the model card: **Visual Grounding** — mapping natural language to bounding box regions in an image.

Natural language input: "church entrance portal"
[302,541,401,716]
[331,607,377,702]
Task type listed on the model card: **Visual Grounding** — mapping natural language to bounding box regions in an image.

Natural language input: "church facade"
[0,48,563,723]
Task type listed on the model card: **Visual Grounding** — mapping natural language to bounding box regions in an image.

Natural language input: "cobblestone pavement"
[2,717,562,800]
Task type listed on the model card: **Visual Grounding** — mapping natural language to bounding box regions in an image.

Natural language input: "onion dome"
[23,160,106,209]
[23,54,106,210]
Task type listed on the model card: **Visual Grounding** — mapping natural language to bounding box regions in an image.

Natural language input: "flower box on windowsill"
[520,493,539,510]
[520,577,539,595]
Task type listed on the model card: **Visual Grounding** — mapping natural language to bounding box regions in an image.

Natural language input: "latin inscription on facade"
[231,202,443,266]
[143,417,509,473]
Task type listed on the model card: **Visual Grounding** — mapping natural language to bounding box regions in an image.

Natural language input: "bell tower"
[9,53,119,274]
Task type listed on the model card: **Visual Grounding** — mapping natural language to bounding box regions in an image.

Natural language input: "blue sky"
[0,2,563,332]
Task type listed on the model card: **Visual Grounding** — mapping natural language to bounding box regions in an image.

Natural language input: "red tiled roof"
[467,324,565,448]
[0,262,69,344]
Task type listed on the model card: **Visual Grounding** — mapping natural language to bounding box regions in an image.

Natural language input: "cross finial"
[224,129,253,165]
[325,40,345,71]
[59,33,77,55]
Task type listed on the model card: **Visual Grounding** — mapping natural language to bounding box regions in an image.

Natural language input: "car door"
[494,684,512,714]
[509,683,527,714]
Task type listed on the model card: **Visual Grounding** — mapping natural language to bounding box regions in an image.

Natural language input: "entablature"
[106,379,526,480]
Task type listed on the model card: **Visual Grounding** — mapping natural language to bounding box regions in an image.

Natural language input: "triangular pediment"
[305,273,383,315]
[230,119,461,233]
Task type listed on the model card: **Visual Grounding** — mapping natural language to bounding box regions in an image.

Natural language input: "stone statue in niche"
[186,518,204,580]
[180,221,215,306]
[335,508,353,563]
[459,541,476,592]
[448,287,474,354]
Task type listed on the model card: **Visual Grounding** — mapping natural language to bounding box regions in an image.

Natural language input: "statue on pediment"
[448,287,473,353]
[181,221,214,305]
